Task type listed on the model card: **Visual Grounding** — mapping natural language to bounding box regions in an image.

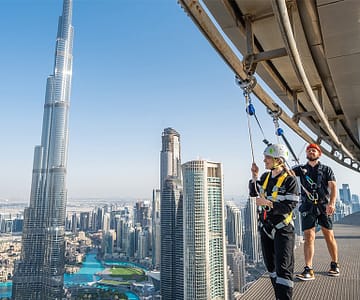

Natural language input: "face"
[264,155,276,170]
[306,148,321,161]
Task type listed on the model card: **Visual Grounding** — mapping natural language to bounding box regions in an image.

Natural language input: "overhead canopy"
[179,0,360,172]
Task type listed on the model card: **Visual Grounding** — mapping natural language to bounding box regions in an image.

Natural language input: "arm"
[326,180,337,215]
[249,163,260,197]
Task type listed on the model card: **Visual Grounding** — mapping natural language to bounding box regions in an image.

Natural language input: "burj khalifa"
[12,0,74,299]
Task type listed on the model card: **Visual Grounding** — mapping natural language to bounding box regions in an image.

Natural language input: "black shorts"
[301,209,333,231]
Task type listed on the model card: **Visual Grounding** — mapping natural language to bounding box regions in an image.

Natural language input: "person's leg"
[318,213,340,276]
[297,212,316,280]
[318,212,338,262]
[274,225,295,300]
[303,227,316,267]
[321,226,338,262]
[260,229,277,291]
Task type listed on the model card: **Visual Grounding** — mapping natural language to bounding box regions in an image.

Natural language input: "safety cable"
[236,75,269,150]
[245,93,256,163]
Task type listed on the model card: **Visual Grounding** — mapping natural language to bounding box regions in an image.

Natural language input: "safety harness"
[259,172,293,239]
[299,163,327,205]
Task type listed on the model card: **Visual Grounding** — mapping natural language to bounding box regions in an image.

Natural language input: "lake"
[0,253,140,299]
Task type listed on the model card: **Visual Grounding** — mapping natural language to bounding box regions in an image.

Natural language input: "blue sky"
[1,0,359,202]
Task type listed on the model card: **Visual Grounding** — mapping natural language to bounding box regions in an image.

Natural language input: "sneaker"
[328,261,340,277]
[296,266,315,281]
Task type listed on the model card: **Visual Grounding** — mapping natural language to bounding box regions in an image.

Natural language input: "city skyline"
[1,0,360,203]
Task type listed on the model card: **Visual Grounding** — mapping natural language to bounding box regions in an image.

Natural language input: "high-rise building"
[159,128,184,299]
[71,213,78,234]
[339,184,352,205]
[225,201,244,251]
[243,197,261,263]
[227,244,246,293]
[182,160,228,300]
[160,177,183,300]
[134,200,151,229]
[79,212,90,232]
[160,128,181,190]
[12,1,74,298]
[151,189,161,269]
[352,194,360,212]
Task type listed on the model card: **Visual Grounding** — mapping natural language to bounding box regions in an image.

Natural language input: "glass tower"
[159,128,183,299]
[160,128,181,190]
[12,1,74,299]
[225,201,244,251]
[160,177,183,300]
[243,197,261,264]
[182,160,228,300]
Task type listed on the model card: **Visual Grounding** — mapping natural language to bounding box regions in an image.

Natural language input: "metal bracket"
[243,15,287,76]
[292,111,317,123]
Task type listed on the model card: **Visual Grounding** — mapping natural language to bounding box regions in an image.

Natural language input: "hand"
[326,204,336,216]
[256,197,272,208]
[288,169,296,176]
[251,163,259,179]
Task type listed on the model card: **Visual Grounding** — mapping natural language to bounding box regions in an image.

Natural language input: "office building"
[152,189,161,269]
[227,244,246,293]
[182,160,228,300]
[160,177,183,299]
[160,128,181,190]
[159,128,183,299]
[225,201,244,251]
[243,197,261,263]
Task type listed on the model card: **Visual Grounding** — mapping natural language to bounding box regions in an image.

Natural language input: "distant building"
[152,189,161,268]
[104,230,116,256]
[12,218,24,233]
[243,197,261,263]
[72,213,78,234]
[79,212,90,232]
[182,160,228,300]
[351,194,360,213]
[227,244,246,293]
[226,201,244,251]
[134,200,151,229]
[339,184,352,206]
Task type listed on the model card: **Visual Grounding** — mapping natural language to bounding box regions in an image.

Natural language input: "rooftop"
[240,223,360,299]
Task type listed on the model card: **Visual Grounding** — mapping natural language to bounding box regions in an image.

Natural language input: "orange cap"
[306,143,322,154]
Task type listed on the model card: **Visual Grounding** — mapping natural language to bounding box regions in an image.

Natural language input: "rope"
[236,75,269,148]
[245,93,256,163]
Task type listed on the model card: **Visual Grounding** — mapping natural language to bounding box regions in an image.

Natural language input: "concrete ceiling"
[179,0,360,172]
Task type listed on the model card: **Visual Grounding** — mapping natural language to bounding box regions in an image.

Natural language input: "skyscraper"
[12,1,74,299]
[227,244,246,293]
[151,189,161,269]
[225,201,244,251]
[159,128,183,299]
[160,128,181,190]
[182,160,228,300]
[339,183,352,205]
[160,177,183,299]
[243,197,261,263]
